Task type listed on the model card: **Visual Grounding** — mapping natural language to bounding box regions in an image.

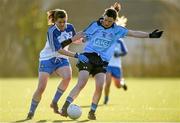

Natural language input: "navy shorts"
[76,52,108,76]
[39,57,70,74]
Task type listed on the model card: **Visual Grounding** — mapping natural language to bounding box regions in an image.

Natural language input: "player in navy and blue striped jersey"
[59,2,163,120]
[26,9,83,120]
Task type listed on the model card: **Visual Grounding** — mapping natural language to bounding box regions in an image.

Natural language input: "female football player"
[57,2,163,120]
[26,9,83,120]
[104,4,128,104]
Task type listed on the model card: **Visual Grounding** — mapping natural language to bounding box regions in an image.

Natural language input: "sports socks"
[62,96,74,109]
[104,96,109,104]
[29,99,39,114]
[66,96,73,103]
[90,103,97,113]
[52,88,64,103]
[120,78,125,86]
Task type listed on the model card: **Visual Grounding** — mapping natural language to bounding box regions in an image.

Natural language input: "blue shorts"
[39,57,70,74]
[106,66,122,79]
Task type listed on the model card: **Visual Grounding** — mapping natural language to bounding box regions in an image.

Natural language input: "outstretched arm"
[128,30,149,38]
[128,29,163,38]
[58,49,76,58]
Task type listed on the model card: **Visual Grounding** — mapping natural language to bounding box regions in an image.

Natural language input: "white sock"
[120,78,125,86]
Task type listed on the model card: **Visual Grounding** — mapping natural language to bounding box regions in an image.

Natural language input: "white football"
[67,104,82,120]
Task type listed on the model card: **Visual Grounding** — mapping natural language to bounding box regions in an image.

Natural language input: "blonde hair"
[47,9,67,25]
[111,2,127,27]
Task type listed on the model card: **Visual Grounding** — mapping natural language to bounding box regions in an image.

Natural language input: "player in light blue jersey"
[58,2,163,120]
[104,38,128,105]
[26,9,83,120]
[104,6,128,104]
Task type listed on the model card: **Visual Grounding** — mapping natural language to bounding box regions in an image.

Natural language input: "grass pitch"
[0,78,180,122]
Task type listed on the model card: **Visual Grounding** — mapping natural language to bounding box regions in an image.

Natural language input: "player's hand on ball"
[149,29,163,38]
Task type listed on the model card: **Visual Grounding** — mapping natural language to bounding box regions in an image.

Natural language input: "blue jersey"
[83,19,128,62]
[40,23,76,61]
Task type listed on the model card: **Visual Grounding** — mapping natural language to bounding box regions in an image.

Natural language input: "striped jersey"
[39,24,75,61]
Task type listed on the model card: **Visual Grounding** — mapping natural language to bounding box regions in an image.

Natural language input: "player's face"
[55,17,67,31]
[102,15,115,28]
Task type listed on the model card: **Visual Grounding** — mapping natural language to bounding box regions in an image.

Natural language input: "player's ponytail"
[47,10,56,25]
[111,2,121,13]
[47,9,68,25]
[111,2,127,27]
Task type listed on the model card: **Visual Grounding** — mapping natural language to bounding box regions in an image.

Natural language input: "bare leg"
[93,73,106,105]
[68,70,89,99]
[27,72,49,119]
[60,70,89,117]
[33,72,49,101]
[88,73,106,120]
[50,66,72,114]
[104,73,112,104]
[113,77,127,90]
[55,66,72,91]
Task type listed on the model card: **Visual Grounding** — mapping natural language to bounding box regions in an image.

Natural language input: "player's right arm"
[58,49,89,64]
[114,39,128,57]
[58,32,84,48]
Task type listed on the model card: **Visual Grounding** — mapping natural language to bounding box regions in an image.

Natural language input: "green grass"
[0,78,180,122]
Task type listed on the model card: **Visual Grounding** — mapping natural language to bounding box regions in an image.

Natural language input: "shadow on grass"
[13,118,34,122]
[80,103,115,108]
[76,119,90,122]
[36,120,48,122]
[53,119,90,123]
[53,119,75,122]
[13,119,48,123]
[13,118,90,123]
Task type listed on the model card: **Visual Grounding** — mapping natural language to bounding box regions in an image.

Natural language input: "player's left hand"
[149,29,163,38]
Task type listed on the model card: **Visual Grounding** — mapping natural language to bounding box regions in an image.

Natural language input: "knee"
[62,75,72,82]
[36,86,45,95]
[95,85,104,93]
[76,83,86,90]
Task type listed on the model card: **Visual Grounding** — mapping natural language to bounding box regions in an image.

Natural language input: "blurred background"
[0,0,180,77]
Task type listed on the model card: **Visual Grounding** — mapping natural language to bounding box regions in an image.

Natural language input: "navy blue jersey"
[40,23,76,61]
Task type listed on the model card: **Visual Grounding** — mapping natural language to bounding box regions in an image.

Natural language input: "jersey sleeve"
[71,25,76,36]
[47,30,61,51]
[83,21,96,34]
[115,26,128,38]
[83,21,97,41]
[117,39,128,55]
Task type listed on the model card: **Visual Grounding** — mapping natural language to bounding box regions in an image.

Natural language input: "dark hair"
[104,8,117,20]
[103,2,121,20]
[47,9,67,25]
